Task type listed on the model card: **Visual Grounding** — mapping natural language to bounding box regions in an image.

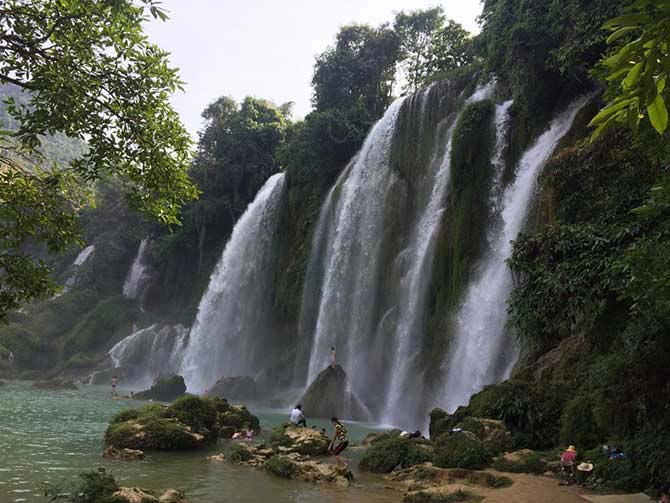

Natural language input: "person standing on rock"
[330,346,336,368]
[290,404,307,427]
[329,417,348,468]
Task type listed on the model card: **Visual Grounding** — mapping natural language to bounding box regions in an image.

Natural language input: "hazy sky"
[143,1,483,136]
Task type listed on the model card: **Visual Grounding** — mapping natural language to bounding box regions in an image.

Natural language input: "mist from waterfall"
[179,173,287,392]
[438,95,592,412]
[123,237,152,301]
[109,323,188,388]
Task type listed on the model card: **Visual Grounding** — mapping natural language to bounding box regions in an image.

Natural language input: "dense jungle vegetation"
[1,0,670,494]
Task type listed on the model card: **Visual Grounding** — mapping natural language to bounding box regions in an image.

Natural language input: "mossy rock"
[560,394,606,450]
[105,395,219,450]
[454,417,513,455]
[265,455,297,478]
[229,443,255,463]
[359,436,433,473]
[434,433,491,470]
[218,405,260,435]
[134,374,186,402]
[403,489,482,503]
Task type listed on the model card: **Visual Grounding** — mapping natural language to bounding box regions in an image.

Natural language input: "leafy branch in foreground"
[590,0,670,138]
[0,0,197,317]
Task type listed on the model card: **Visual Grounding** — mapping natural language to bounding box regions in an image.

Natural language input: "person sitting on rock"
[244,425,254,441]
[289,404,307,427]
[329,417,349,468]
[560,445,577,480]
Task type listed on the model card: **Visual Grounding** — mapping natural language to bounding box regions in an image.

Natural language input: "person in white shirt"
[289,404,307,427]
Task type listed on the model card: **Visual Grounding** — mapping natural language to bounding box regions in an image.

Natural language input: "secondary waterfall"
[60,244,95,294]
[123,237,152,301]
[109,323,188,388]
[179,173,287,392]
[438,94,592,412]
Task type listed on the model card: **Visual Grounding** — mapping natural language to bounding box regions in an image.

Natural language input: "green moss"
[169,394,218,433]
[560,394,605,450]
[111,409,140,424]
[433,433,491,470]
[265,455,296,478]
[44,469,119,503]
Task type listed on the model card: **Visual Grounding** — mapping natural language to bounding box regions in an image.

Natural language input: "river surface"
[0,381,399,503]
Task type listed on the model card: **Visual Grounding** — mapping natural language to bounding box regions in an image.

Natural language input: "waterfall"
[179,173,287,392]
[438,95,591,412]
[302,97,406,387]
[109,323,188,388]
[123,237,152,301]
[59,244,95,294]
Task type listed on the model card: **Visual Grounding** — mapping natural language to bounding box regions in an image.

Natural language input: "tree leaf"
[624,62,644,88]
[607,26,639,44]
[647,93,668,133]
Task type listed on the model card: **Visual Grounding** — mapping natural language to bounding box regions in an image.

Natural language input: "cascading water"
[438,94,592,412]
[296,81,496,427]
[302,97,406,390]
[179,173,287,392]
[60,244,95,294]
[109,323,188,388]
[123,237,152,301]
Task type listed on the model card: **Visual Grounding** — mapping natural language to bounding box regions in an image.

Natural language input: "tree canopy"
[0,0,196,317]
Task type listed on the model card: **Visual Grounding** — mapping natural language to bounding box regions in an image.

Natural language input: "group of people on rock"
[289,404,348,468]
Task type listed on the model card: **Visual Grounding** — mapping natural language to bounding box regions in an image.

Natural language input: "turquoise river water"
[0,381,400,503]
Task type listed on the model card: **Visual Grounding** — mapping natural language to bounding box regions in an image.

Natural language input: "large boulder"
[32,377,78,390]
[270,424,330,456]
[359,434,433,473]
[298,365,370,421]
[105,395,219,450]
[207,376,257,401]
[433,431,492,470]
[134,374,186,402]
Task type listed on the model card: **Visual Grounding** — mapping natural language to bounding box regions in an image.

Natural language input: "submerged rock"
[134,374,186,401]
[103,446,145,460]
[32,377,78,390]
[299,365,370,421]
[158,489,190,503]
[207,376,257,401]
[111,487,189,503]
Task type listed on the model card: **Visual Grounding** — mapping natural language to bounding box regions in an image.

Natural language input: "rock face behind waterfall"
[299,365,370,421]
[207,376,257,401]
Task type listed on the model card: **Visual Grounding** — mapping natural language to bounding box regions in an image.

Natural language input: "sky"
[143,0,483,136]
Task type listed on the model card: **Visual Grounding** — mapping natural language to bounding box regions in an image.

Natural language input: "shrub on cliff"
[434,432,491,470]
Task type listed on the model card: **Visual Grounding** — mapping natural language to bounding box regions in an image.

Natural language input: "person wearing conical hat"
[560,445,577,479]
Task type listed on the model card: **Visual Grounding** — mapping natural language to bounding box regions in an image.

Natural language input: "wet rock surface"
[134,374,186,401]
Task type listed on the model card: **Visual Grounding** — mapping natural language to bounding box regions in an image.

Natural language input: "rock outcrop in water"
[134,374,186,401]
[105,395,222,450]
[103,446,145,460]
[299,365,370,421]
[218,400,261,438]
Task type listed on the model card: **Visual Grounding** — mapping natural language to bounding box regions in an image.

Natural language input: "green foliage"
[312,24,400,118]
[590,0,670,137]
[560,394,605,450]
[492,452,548,475]
[433,433,491,470]
[0,0,197,317]
[229,443,254,463]
[44,469,119,503]
[168,394,218,433]
[264,455,296,478]
[63,297,138,358]
[110,409,140,425]
[359,437,433,473]
[394,8,473,91]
